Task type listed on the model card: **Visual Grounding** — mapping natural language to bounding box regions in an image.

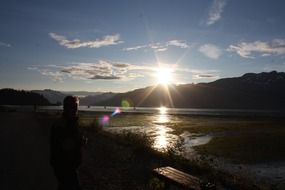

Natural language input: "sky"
[1,0,285,92]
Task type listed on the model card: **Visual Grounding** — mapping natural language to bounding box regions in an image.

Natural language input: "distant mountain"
[32,89,110,105]
[32,89,67,105]
[79,92,116,105]
[0,88,51,105]
[61,91,103,97]
[97,71,285,109]
[5,71,285,109]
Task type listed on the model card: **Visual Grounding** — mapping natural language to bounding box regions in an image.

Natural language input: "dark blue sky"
[1,0,285,91]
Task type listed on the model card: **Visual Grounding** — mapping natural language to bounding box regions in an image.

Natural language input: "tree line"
[0,88,51,105]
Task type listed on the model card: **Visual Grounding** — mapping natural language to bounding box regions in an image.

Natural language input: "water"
[103,108,213,152]
[38,105,285,155]
[37,105,285,117]
[6,105,285,153]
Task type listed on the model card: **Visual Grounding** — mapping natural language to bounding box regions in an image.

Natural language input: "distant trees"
[0,88,51,105]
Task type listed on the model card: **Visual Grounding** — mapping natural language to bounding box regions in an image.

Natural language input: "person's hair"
[63,96,79,111]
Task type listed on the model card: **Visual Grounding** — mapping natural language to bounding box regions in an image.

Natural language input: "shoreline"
[2,105,285,118]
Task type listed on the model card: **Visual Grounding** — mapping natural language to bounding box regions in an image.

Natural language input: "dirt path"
[0,112,57,190]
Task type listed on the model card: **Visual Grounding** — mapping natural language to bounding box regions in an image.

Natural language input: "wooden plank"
[158,167,199,187]
[153,167,201,190]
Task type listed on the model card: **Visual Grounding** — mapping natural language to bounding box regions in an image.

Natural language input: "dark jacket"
[50,116,84,170]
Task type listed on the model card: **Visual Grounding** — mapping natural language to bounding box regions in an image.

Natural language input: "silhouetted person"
[50,96,86,190]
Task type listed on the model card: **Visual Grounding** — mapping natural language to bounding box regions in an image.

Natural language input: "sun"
[155,68,173,85]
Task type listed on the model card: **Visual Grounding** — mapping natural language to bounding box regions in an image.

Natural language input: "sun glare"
[159,106,167,114]
[155,68,173,85]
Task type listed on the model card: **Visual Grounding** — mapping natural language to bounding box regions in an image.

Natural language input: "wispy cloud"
[123,45,148,51]
[227,39,285,58]
[49,33,123,49]
[123,40,190,52]
[190,69,220,80]
[28,66,66,82]
[207,0,227,26]
[199,44,222,59]
[30,61,220,84]
[41,71,65,82]
[0,41,12,48]
[167,40,190,48]
[29,60,156,82]
[90,75,121,80]
[60,61,135,80]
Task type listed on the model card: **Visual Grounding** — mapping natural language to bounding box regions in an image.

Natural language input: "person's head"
[63,96,79,118]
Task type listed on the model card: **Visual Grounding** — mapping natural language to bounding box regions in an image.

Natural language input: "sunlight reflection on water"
[151,125,177,151]
[152,107,176,151]
[154,106,169,124]
[155,114,169,124]
[104,109,212,153]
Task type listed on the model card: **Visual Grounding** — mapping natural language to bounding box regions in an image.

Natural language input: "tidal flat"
[80,112,285,163]
[79,112,285,189]
[1,110,284,190]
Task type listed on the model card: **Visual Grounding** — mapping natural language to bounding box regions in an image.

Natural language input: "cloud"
[227,39,285,58]
[123,45,148,51]
[0,41,12,48]
[30,61,221,84]
[49,33,123,49]
[112,63,130,68]
[189,69,220,80]
[28,65,66,82]
[123,40,190,52]
[172,68,220,81]
[192,74,219,79]
[60,61,127,80]
[199,44,222,59]
[207,0,227,26]
[90,75,121,80]
[167,40,190,48]
[40,70,65,82]
[30,60,156,82]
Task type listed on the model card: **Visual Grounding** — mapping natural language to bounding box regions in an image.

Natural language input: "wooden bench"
[153,166,215,190]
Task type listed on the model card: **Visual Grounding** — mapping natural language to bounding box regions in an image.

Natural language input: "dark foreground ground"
[0,111,168,190]
[0,111,283,190]
[0,112,57,190]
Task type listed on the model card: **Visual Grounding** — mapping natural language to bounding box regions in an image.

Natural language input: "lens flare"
[99,107,122,127]
[111,107,121,117]
[121,99,130,108]
[100,115,110,126]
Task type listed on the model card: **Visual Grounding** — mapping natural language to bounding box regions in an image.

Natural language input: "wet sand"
[0,112,56,190]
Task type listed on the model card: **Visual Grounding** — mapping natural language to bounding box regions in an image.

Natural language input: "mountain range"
[96,71,285,109]
[1,71,285,109]
[31,89,105,105]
